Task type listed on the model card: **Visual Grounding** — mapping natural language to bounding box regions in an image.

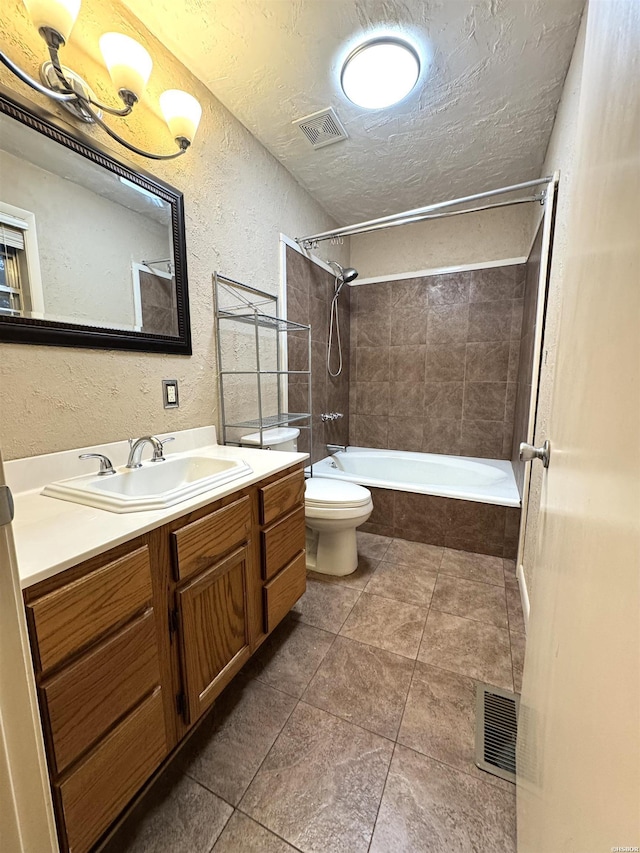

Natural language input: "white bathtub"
[312,447,520,508]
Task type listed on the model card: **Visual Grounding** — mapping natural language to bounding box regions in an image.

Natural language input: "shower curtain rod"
[296,176,552,247]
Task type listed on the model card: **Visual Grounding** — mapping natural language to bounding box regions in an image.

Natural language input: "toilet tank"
[239,427,300,452]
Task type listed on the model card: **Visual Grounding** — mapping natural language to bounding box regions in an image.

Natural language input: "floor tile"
[291,579,361,633]
[431,574,508,628]
[419,610,513,690]
[340,592,428,659]
[510,630,526,693]
[503,558,517,579]
[364,557,437,607]
[241,703,393,853]
[398,662,512,791]
[303,635,414,739]
[505,577,526,633]
[308,554,380,591]
[357,530,393,561]
[213,811,297,852]
[384,538,443,571]
[103,770,232,853]
[440,548,505,586]
[181,679,296,805]
[246,616,335,698]
[369,745,516,853]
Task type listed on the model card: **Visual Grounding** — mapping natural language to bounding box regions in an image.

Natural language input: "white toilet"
[239,426,300,452]
[305,478,373,576]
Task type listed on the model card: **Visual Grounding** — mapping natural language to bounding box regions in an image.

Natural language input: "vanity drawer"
[263,551,307,633]
[172,495,251,581]
[259,469,305,526]
[261,505,306,581]
[27,546,152,674]
[42,610,161,776]
[58,688,166,853]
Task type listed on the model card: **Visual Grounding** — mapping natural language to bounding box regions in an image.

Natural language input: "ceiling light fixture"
[0,0,202,160]
[341,36,420,110]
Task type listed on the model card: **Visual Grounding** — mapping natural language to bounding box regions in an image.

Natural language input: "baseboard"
[516,563,530,633]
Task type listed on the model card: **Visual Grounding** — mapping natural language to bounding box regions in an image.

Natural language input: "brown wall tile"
[467,301,513,342]
[465,342,510,382]
[427,273,470,304]
[427,303,469,343]
[463,382,508,421]
[356,382,390,415]
[424,382,464,419]
[390,346,427,382]
[422,419,462,455]
[390,382,425,417]
[426,344,466,381]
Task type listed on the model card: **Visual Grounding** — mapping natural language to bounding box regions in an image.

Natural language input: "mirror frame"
[0,86,192,354]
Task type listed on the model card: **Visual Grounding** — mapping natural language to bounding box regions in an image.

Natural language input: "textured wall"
[348,265,525,459]
[521,11,587,597]
[349,204,535,280]
[286,247,350,464]
[0,0,345,460]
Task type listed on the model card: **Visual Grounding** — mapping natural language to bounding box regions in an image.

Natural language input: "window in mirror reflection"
[0,206,44,318]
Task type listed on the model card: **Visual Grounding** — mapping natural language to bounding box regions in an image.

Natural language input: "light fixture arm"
[45,43,135,116]
[0,47,76,102]
[82,98,189,160]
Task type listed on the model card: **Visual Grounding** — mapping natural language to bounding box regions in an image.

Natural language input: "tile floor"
[104,533,526,853]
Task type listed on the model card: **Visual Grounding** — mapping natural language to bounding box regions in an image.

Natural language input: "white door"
[517,2,640,851]
[0,451,57,853]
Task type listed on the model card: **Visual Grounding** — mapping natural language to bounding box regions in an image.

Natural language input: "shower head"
[328,260,359,287]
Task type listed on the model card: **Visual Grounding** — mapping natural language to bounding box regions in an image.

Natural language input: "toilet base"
[305,527,358,576]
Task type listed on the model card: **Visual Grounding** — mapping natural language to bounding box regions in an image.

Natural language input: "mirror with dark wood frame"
[0,86,191,354]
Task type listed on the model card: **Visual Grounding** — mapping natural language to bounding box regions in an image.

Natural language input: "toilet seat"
[305,477,371,509]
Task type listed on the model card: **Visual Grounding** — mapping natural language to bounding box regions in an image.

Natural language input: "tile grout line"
[366,546,445,850]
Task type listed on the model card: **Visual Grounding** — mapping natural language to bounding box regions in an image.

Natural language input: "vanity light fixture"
[341,36,420,109]
[1,0,202,160]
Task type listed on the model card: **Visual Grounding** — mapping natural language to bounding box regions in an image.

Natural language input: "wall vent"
[294,108,348,149]
[475,683,520,783]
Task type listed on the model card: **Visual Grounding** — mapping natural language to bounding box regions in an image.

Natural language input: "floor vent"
[293,108,348,149]
[475,683,520,783]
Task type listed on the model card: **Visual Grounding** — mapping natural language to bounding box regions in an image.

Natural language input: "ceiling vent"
[294,108,348,149]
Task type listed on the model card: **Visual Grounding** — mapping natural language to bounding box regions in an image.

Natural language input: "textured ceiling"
[123,0,585,225]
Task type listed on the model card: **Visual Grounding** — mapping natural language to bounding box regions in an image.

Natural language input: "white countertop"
[9,431,307,589]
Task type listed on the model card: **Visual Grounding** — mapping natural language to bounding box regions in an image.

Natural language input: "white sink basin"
[42,455,253,513]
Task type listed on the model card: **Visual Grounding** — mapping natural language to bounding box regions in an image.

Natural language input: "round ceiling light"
[341,37,420,109]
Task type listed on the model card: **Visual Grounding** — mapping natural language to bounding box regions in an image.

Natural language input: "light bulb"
[99,32,152,101]
[23,0,81,43]
[159,90,202,144]
[341,37,420,109]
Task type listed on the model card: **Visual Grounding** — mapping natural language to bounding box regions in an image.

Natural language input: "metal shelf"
[214,271,313,450]
[225,412,312,430]
[217,310,309,333]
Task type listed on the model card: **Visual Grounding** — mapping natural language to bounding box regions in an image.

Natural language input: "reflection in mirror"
[0,110,178,334]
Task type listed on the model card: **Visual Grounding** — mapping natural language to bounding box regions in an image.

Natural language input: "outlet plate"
[162,379,179,409]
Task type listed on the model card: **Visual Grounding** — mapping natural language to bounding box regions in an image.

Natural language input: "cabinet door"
[176,545,251,724]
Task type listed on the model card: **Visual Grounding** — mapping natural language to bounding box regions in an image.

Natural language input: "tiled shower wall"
[348,265,526,459]
[286,247,350,463]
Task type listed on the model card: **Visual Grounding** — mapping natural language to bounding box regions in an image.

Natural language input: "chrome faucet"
[126,435,174,468]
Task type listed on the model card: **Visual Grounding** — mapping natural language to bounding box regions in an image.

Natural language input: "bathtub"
[311,447,521,557]
[312,447,520,507]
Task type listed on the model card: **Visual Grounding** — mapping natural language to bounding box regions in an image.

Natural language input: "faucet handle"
[153,436,175,462]
[79,453,116,475]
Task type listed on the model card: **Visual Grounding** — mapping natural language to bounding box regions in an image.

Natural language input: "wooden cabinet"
[23,463,306,853]
[176,545,251,724]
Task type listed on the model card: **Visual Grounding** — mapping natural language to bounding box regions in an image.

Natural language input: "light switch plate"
[162,379,179,409]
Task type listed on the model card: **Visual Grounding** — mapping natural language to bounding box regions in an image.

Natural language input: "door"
[176,544,251,725]
[0,451,58,853]
[514,176,558,588]
[517,3,640,851]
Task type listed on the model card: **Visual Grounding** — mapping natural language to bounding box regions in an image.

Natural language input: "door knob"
[519,440,551,468]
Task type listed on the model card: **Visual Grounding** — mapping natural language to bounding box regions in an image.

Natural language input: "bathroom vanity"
[10,434,306,853]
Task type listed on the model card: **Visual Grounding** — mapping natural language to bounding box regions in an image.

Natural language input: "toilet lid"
[305,477,371,508]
